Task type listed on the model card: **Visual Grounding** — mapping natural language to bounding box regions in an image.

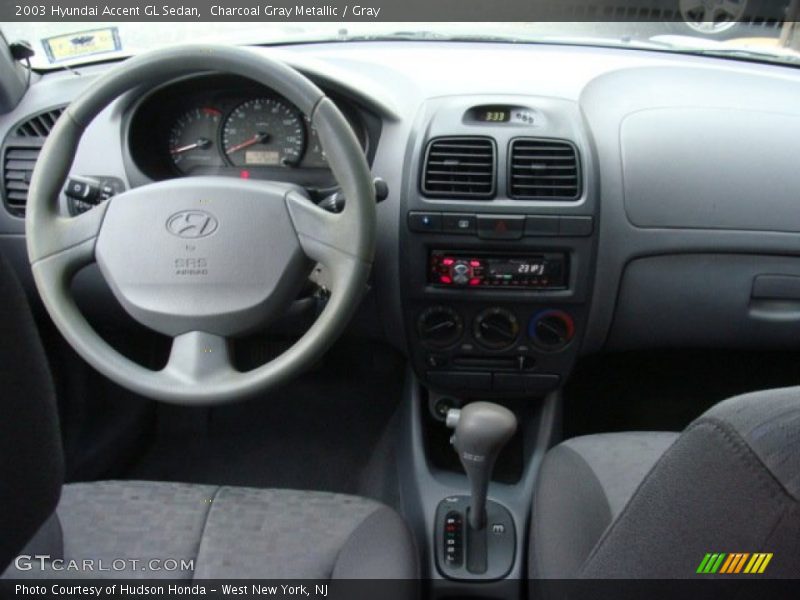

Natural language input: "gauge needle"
[171,138,211,155]
[226,132,269,154]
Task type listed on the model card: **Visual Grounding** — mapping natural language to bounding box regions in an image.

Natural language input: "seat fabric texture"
[4,480,418,580]
[531,387,800,580]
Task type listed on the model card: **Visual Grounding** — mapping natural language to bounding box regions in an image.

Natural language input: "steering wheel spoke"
[285,190,354,266]
[28,202,108,268]
[164,331,236,385]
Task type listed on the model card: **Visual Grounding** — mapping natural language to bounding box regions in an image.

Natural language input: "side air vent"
[3,146,40,215]
[14,107,64,138]
[509,138,581,200]
[422,137,496,199]
[2,106,65,216]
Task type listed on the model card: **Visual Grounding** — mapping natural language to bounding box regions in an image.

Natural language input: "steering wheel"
[25,45,376,405]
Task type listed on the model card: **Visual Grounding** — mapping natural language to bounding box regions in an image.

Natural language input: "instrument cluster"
[127,74,372,189]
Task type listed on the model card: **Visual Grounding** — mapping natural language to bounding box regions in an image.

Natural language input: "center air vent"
[422,137,496,199]
[2,106,65,216]
[509,138,580,200]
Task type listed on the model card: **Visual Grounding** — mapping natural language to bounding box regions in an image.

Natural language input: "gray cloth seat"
[4,481,418,580]
[530,431,678,579]
[531,388,800,580]
[0,251,418,584]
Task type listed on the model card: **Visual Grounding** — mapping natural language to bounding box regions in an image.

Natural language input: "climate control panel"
[415,303,579,396]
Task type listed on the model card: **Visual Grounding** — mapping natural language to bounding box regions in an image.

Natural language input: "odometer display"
[222,97,305,167]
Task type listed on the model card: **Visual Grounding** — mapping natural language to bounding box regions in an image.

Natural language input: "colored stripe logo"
[696,553,773,574]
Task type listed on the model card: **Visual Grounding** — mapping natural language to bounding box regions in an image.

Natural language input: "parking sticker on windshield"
[42,27,121,64]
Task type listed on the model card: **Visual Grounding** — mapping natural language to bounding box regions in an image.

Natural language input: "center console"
[397,95,597,595]
[400,95,597,400]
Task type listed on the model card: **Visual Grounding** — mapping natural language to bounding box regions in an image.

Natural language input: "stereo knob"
[473,308,520,350]
[417,306,464,348]
[451,260,472,285]
[530,310,575,351]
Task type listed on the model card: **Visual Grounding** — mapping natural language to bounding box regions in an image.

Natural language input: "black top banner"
[1,0,779,23]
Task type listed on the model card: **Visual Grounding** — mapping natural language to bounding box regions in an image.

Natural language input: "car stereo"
[429,251,567,289]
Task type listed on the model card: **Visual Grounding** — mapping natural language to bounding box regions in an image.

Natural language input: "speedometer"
[222,98,305,167]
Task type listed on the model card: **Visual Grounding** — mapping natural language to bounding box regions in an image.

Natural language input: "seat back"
[0,252,63,572]
[580,389,800,578]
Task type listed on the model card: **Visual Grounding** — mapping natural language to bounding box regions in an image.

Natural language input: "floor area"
[563,348,800,438]
[121,339,407,504]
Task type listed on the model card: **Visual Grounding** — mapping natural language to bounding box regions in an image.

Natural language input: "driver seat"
[0,253,418,581]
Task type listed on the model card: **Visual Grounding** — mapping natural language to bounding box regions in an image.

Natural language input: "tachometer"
[222,97,305,167]
[168,107,223,174]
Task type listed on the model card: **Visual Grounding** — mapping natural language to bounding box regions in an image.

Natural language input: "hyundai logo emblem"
[166,210,219,239]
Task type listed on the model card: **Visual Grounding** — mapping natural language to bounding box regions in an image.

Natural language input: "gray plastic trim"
[621,107,800,232]
[608,254,800,350]
[579,64,800,354]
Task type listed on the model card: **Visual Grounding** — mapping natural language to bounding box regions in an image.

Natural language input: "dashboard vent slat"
[422,136,496,199]
[3,145,40,214]
[3,106,67,216]
[14,107,65,138]
[509,138,581,200]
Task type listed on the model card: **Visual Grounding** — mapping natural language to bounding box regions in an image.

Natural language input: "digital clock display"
[480,109,510,122]
[488,258,546,278]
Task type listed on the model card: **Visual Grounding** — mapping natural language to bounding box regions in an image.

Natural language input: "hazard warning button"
[477,215,525,240]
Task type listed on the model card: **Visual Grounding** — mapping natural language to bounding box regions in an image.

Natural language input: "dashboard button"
[525,215,559,236]
[522,374,561,394]
[427,371,491,391]
[408,211,442,233]
[477,215,525,240]
[493,373,525,392]
[442,213,476,234]
[559,216,594,237]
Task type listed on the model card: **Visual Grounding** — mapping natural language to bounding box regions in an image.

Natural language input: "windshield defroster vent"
[509,138,581,200]
[14,107,65,138]
[2,106,66,216]
[422,137,496,199]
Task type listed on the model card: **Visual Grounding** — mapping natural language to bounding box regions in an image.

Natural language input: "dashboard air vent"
[14,107,64,138]
[3,146,40,215]
[422,137,496,199]
[2,106,66,216]
[509,138,580,200]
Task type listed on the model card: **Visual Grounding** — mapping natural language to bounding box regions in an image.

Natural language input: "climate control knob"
[417,306,464,348]
[529,310,575,351]
[473,308,520,350]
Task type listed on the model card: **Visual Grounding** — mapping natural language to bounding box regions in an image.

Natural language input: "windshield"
[3,21,799,70]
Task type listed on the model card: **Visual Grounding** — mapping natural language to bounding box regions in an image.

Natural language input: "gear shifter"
[447,402,517,530]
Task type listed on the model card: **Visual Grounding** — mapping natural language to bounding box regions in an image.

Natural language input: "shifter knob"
[447,402,517,530]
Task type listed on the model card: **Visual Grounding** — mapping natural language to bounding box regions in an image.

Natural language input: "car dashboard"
[2,41,800,400]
